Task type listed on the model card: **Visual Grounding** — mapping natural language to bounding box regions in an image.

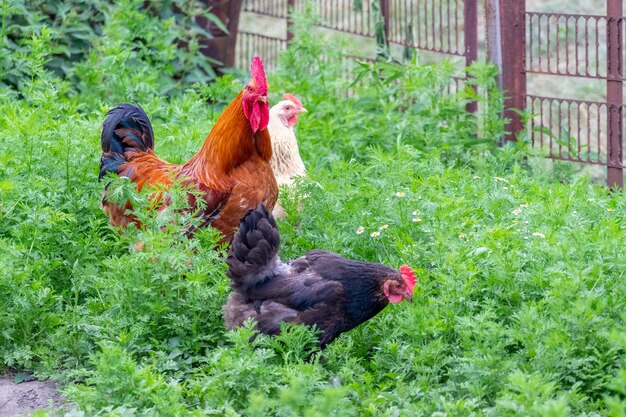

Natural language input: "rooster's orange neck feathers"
[183,91,272,187]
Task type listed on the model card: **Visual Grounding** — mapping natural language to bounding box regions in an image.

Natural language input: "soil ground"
[0,372,63,417]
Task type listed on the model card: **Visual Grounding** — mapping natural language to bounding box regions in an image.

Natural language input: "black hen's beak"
[404,292,413,303]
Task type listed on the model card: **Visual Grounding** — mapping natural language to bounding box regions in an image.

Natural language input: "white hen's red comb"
[282,93,303,109]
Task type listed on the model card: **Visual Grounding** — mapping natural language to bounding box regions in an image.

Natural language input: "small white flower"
[524,236,529,240]
[356,226,365,235]
[395,191,406,198]
[607,208,615,212]
[370,231,380,238]
[412,217,422,222]
[412,210,420,215]
[572,210,577,216]
[520,203,529,208]
[532,232,545,238]
[512,209,521,216]
[502,186,509,190]
[458,233,466,239]
[379,224,389,230]
[524,221,529,224]
[494,176,508,183]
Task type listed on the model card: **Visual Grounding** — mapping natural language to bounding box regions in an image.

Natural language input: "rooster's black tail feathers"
[226,204,281,292]
[99,103,155,180]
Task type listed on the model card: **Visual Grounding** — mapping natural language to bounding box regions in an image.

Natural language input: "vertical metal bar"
[565,17,570,74]
[548,100,553,157]
[547,15,552,73]
[430,0,437,49]
[530,98,536,146]
[556,16,560,74]
[539,99,544,149]
[598,104,602,163]
[585,18,590,76]
[417,0,422,47]
[587,103,591,161]
[574,17,579,75]
[454,0,459,52]
[464,0,478,113]
[287,0,295,42]
[557,100,562,157]
[438,0,443,50]
[500,0,526,141]
[424,0,428,48]
[595,18,600,77]
[365,3,372,35]
[528,14,533,73]
[538,15,542,71]
[565,101,571,159]
[607,0,623,188]
[411,0,416,48]
[447,0,451,52]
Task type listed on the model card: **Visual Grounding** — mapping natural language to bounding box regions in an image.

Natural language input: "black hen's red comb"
[400,265,417,294]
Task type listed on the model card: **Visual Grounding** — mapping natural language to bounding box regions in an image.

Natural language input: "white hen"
[268,94,307,217]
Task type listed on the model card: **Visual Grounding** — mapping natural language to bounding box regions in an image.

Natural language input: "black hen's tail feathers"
[226,204,281,293]
[99,103,155,180]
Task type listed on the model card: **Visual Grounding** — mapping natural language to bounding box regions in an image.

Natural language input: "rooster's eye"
[247,86,254,92]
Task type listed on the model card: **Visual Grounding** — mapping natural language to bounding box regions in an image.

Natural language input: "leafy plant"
[1,0,224,100]
[0,4,625,417]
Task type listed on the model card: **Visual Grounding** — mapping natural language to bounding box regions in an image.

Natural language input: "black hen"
[224,204,416,347]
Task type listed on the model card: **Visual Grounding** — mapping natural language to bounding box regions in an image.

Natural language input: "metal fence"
[236,0,477,77]
[234,0,625,187]
[515,0,624,188]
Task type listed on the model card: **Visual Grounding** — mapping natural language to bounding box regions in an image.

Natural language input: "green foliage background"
[0,2,625,416]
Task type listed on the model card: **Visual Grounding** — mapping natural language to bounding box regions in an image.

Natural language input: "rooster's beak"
[404,292,413,303]
[258,95,268,104]
[299,107,308,113]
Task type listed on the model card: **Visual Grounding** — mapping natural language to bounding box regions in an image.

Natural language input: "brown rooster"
[224,204,416,347]
[99,56,278,243]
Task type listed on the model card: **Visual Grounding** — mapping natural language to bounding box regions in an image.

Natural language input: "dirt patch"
[0,372,63,417]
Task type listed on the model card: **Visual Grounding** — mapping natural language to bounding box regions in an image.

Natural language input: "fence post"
[464,0,478,113]
[287,0,295,42]
[199,0,243,72]
[607,0,623,188]
[373,0,390,60]
[499,0,526,142]
[380,0,390,41]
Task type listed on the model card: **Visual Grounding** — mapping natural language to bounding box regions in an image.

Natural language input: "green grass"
[1,3,625,416]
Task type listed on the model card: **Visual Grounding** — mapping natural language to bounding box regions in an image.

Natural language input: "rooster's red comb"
[400,265,417,293]
[282,93,303,109]
[250,56,268,96]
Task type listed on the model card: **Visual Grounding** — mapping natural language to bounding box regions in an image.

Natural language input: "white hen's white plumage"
[268,100,306,186]
[267,98,307,218]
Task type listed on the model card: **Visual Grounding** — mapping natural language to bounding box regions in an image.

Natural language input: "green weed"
[0,5,624,416]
